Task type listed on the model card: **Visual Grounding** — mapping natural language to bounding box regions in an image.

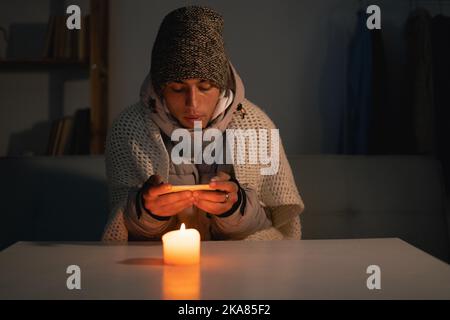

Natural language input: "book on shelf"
[79,16,90,62]
[58,117,74,155]
[42,16,56,59]
[46,119,60,155]
[46,116,72,156]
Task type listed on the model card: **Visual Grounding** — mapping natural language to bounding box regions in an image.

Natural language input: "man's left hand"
[193,171,239,215]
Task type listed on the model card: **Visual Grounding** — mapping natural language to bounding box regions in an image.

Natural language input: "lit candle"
[162,223,200,265]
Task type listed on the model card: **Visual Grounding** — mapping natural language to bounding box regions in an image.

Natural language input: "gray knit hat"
[150,6,230,92]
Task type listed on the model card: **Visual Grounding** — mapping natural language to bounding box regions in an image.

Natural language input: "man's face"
[162,79,221,129]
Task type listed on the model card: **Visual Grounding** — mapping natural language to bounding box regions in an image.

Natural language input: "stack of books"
[47,108,91,155]
[42,15,90,61]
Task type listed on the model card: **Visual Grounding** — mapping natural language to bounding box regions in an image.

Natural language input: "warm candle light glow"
[162,223,201,265]
[163,265,200,299]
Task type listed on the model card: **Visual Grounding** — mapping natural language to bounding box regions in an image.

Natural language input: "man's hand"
[193,171,239,215]
[141,175,194,218]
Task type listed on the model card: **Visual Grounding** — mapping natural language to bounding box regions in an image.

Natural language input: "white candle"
[162,223,201,265]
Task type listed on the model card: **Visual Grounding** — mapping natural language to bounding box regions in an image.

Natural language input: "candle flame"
[180,223,186,231]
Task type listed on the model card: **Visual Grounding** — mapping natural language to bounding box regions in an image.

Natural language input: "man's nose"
[185,87,199,109]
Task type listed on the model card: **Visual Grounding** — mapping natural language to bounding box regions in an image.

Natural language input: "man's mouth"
[184,115,203,121]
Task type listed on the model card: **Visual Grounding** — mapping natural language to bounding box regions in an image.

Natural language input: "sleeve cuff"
[135,187,171,221]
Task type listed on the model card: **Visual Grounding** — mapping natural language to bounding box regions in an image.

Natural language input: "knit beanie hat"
[150,6,230,92]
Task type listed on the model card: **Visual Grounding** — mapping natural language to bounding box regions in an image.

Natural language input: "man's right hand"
[141,175,194,218]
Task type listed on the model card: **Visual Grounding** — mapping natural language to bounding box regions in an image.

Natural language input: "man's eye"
[171,87,184,93]
[199,86,212,92]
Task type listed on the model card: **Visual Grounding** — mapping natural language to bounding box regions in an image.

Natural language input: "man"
[102,6,304,241]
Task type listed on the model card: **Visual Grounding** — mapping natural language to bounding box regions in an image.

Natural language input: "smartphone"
[160,184,214,194]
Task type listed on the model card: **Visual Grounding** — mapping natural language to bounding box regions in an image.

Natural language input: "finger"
[155,190,193,207]
[149,197,193,217]
[159,198,194,215]
[193,191,226,202]
[209,180,238,193]
[210,171,231,182]
[144,183,172,199]
[194,198,231,215]
[193,190,237,203]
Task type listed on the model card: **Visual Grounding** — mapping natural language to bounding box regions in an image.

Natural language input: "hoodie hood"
[139,62,245,138]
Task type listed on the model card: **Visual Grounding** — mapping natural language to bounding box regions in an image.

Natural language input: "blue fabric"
[318,11,350,153]
[345,10,373,154]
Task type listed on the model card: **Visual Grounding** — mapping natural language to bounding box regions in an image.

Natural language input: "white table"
[0,238,449,299]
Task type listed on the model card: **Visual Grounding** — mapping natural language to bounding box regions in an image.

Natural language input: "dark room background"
[1,0,449,157]
[0,0,449,208]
